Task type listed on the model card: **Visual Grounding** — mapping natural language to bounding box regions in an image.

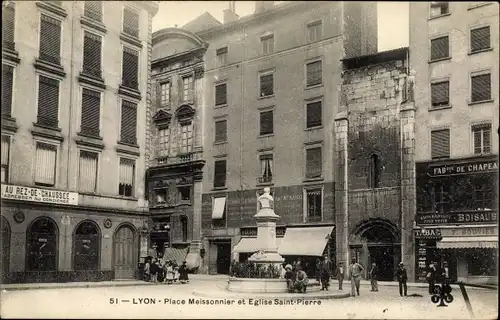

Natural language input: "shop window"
[306,188,322,222]
[180,216,188,242]
[26,217,58,271]
[433,183,452,213]
[73,221,100,271]
[468,249,497,276]
[178,186,191,202]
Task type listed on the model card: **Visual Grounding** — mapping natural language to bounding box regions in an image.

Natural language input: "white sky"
[152,1,409,52]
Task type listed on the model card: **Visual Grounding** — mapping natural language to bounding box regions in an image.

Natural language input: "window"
[34,142,57,187]
[2,64,14,117]
[305,147,322,179]
[157,127,170,158]
[154,188,168,205]
[430,36,449,60]
[431,129,450,159]
[80,88,101,137]
[261,34,274,55]
[180,216,188,242]
[215,83,227,106]
[468,249,497,276]
[26,217,58,272]
[214,160,227,188]
[82,32,102,78]
[306,189,322,222]
[259,154,273,184]
[470,26,490,52]
[84,1,102,22]
[430,2,449,18]
[2,4,15,51]
[37,75,60,128]
[368,154,381,188]
[180,123,193,153]
[159,82,170,107]
[306,101,322,128]
[472,123,491,154]
[216,47,228,66]
[431,81,450,107]
[78,150,98,193]
[120,100,137,145]
[123,6,139,38]
[306,60,322,87]
[471,73,491,102]
[178,186,191,201]
[122,47,139,90]
[118,158,135,197]
[259,73,274,97]
[307,21,322,43]
[73,221,99,271]
[182,76,194,102]
[212,197,227,228]
[259,110,273,135]
[473,181,494,210]
[1,135,10,183]
[39,14,62,65]
[214,120,227,143]
[433,183,451,213]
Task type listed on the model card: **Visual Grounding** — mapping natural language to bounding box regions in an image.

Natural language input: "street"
[1,279,497,319]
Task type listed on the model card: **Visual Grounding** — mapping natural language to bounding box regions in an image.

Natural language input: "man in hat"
[395,262,408,297]
[284,264,294,292]
[348,258,364,297]
[336,261,345,290]
[320,254,333,291]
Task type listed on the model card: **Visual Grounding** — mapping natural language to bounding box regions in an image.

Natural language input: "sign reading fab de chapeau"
[428,159,498,177]
[1,184,79,205]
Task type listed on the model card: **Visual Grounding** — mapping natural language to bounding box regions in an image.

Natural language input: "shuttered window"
[471,73,491,102]
[306,61,322,87]
[306,101,322,128]
[214,160,227,188]
[80,88,101,137]
[83,32,102,78]
[214,120,227,143]
[78,150,98,193]
[431,129,450,159]
[215,83,227,106]
[261,35,274,55]
[84,1,102,22]
[471,26,490,52]
[430,36,449,61]
[306,147,322,178]
[259,73,273,97]
[39,14,61,65]
[472,123,491,154]
[180,123,193,153]
[216,47,228,66]
[120,100,137,145]
[2,4,15,51]
[2,64,14,117]
[35,142,57,186]
[307,21,322,43]
[430,2,449,18]
[122,47,139,90]
[431,81,449,107]
[1,135,10,183]
[123,6,139,38]
[259,110,273,135]
[37,75,60,128]
[118,158,135,197]
[182,76,194,102]
[157,127,170,158]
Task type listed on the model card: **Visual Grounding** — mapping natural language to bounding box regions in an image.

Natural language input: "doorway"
[216,242,231,274]
[113,224,137,279]
[368,245,395,281]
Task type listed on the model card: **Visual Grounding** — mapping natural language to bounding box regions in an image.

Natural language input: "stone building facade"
[1,1,158,283]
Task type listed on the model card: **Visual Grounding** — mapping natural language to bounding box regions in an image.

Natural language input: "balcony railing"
[257,175,273,184]
[156,150,203,166]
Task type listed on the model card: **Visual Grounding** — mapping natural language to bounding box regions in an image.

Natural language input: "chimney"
[254,1,274,14]
[223,1,239,24]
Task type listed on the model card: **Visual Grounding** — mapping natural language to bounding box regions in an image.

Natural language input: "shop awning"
[232,237,283,253]
[212,197,226,219]
[278,226,335,256]
[162,247,188,265]
[437,236,498,249]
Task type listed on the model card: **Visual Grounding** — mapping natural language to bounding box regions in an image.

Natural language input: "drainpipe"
[66,2,76,190]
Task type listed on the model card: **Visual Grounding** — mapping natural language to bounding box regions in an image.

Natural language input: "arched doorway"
[350,219,400,281]
[73,220,100,271]
[1,216,11,278]
[113,224,137,279]
[26,217,58,271]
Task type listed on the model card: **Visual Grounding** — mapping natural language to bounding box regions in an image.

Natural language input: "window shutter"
[120,100,137,144]
[306,101,322,127]
[81,88,101,137]
[307,61,322,87]
[431,81,449,107]
[119,158,135,196]
[214,160,227,188]
[431,129,450,159]
[215,120,227,143]
[83,32,102,78]
[260,110,273,135]
[472,123,491,154]
[2,5,15,50]
[122,47,139,89]
[430,36,449,60]
[471,74,491,102]
[37,76,60,128]
[260,74,273,96]
[473,128,482,154]
[35,142,57,186]
[471,26,490,52]
[306,147,322,178]
[123,7,139,37]
[1,135,10,167]
[2,64,14,117]
[78,151,98,192]
[215,83,227,106]
[39,15,61,65]
[84,1,102,22]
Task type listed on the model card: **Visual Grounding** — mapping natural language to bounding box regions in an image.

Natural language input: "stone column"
[186,172,203,271]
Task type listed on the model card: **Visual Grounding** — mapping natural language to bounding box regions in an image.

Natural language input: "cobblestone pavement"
[1,279,497,319]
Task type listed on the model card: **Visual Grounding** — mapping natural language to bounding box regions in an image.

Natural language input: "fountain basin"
[227,277,321,293]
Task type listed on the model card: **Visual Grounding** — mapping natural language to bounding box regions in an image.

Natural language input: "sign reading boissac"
[1,184,79,205]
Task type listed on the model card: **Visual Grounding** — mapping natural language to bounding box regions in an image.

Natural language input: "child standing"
[150,258,159,284]
[165,261,174,284]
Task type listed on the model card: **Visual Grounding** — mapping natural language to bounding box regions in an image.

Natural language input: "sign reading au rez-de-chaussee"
[1,184,79,205]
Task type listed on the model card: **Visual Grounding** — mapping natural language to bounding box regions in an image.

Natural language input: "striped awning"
[437,236,498,249]
[232,237,283,253]
[162,247,188,265]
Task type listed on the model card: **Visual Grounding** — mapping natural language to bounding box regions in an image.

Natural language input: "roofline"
[341,47,409,63]
[152,27,207,47]
[152,46,207,69]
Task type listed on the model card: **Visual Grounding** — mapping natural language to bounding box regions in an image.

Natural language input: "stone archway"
[1,216,11,277]
[26,217,59,272]
[73,220,101,271]
[113,223,138,279]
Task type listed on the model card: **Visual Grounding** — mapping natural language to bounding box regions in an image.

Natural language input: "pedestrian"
[348,258,364,297]
[336,261,345,290]
[150,258,159,284]
[426,262,437,295]
[395,262,408,297]
[157,259,165,283]
[143,257,151,282]
[369,262,379,292]
[179,261,189,284]
[279,263,287,279]
[320,254,332,291]
[294,269,308,293]
[284,264,294,293]
[165,261,174,284]
[315,258,321,282]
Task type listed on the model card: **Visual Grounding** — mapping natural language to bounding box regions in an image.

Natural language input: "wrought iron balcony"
[156,150,203,166]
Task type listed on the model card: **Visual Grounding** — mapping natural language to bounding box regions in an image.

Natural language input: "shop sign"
[428,159,498,177]
[414,228,442,239]
[417,211,497,225]
[1,184,79,206]
[442,226,498,237]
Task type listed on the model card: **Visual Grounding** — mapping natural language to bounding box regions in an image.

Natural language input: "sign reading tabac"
[414,228,442,239]
[1,184,79,205]
[428,159,498,177]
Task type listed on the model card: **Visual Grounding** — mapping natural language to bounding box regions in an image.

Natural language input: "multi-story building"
[1,1,158,283]
[410,1,499,284]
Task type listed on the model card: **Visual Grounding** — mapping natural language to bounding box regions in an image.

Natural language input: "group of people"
[281,260,309,293]
[425,261,450,294]
[143,257,189,284]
